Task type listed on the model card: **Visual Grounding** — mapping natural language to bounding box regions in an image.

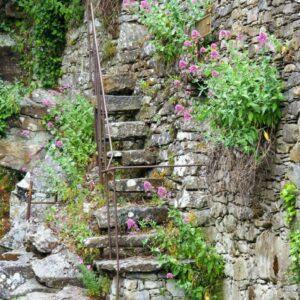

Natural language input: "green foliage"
[11,0,83,87]
[281,182,300,282]
[78,264,111,297]
[137,0,208,62]
[45,94,96,193]
[0,80,25,136]
[150,209,224,299]
[281,182,298,225]
[194,41,283,154]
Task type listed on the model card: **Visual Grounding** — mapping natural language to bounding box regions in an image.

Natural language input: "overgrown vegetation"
[0,80,25,136]
[78,263,111,298]
[0,167,22,237]
[1,0,84,87]
[44,94,96,198]
[150,209,224,299]
[129,0,209,62]
[194,38,283,154]
[280,182,300,283]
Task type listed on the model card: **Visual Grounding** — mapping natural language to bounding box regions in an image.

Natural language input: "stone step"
[106,95,142,114]
[84,232,155,248]
[106,121,148,140]
[112,178,163,193]
[94,205,168,229]
[94,257,161,273]
[102,247,151,259]
[107,149,156,166]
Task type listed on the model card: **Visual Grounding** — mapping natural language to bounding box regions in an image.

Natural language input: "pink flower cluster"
[219,29,231,40]
[20,130,31,138]
[126,218,139,231]
[42,98,56,108]
[175,104,192,122]
[143,181,169,199]
[55,140,63,148]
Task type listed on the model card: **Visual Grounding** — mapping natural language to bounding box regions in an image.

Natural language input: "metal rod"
[112,169,120,299]
[106,173,113,259]
[26,177,33,221]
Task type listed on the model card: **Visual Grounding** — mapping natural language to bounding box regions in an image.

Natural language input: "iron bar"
[112,169,120,300]
[26,177,33,221]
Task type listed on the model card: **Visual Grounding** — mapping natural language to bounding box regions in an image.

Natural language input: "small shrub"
[131,0,208,62]
[44,93,96,192]
[150,209,224,299]
[0,80,25,136]
[78,264,111,298]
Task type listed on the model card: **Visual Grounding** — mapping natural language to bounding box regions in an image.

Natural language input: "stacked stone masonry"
[58,1,300,299]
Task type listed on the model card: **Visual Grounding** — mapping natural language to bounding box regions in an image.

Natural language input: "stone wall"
[60,1,300,299]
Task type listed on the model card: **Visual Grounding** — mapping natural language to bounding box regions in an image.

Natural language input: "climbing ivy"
[3,0,83,88]
[280,182,300,283]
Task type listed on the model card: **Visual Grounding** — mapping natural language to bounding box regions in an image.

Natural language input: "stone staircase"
[84,95,180,299]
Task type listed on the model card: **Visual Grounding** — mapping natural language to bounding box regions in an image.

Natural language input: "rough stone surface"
[95,257,161,273]
[31,251,80,288]
[94,205,168,229]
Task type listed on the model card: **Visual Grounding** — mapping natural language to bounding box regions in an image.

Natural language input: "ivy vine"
[1,0,84,88]
[280,182,300,283]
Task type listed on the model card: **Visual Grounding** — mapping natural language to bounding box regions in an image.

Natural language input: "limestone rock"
[94,205,168,229]
[95,257,161,273]
[175,190,209,209]
[107,121,148,140]
[26,224,59,254]
[255,231,290,282]
[31,250,80,288]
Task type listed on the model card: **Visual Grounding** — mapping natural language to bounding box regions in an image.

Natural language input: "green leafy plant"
[194,38,283,154]
[134,0,208,62]
[0,80,25,136]
[150,209,224,299]
[281,182,300,282]
[44,94,96,194]
[78,263,111,297]
[9,0,84,87]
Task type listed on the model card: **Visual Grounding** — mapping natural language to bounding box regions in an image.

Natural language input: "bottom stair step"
[94,257,162,273]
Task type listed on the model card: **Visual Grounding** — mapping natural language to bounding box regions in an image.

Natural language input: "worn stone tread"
[112,177,162,193]
[84,232,155,248]
[94,205,168,229]
[106,121,148,140]
[106,95,142,113]
[107,149,156,166]
[94,257,161,273]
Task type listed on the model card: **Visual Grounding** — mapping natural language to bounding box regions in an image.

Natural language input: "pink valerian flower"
[257,32,268,45]
[210,50,219,60]
[42,99,56,107]
[78,257,84,264]
[191,29,200,40]
[211,43,218,49]
[200,46,206,54]
[157,186,168,198]
[236,33,244,41]
[123,0,136,8]
[179,59,188,69]
[126,218,139,231]
[143,180,153,192]
[87,265,92,270]
[211,70,219,77]
[54,116,60,122]
[21,167,27,173]
[140,0,150,10]
[55,140,63,148]
[219,30,231,40]
[166,273,174,279]
[173,80,181,89]
[188,64,198,74]
[183,109,192,121]
[183,40,193,47]
[175,104,185,115]
[47,121,54,129]
[21,130,30,138]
